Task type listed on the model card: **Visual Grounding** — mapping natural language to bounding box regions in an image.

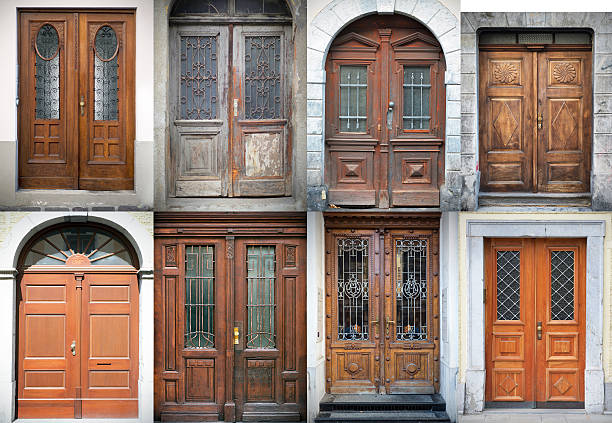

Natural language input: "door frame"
[462,219,605,414]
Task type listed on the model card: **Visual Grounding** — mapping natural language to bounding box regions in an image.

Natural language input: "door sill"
[478,192,591,208]
[485,401,584,409]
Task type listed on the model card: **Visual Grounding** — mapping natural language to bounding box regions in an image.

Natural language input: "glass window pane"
[395,239,428,341]
[180,35,218,120]
[339,66,367,132]
[337,238,369,340]
[403,66,430,130]
[35,24,60,120]
[550,250,575,321]
[496,250,520,321]
[94,26,119,121]
[171,0,229,15]
[244,36,282,120]
[246,246,276,348]
[185,246,215,348]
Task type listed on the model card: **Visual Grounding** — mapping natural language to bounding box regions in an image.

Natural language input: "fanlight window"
[23,225,135,267]
[171,0,290,16]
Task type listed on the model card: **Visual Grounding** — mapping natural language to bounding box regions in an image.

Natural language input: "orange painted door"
[485,238,585,407]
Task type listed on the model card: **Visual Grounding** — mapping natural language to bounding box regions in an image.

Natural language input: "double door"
[17,271,139,418]
[485,238,585,406]
[155,236,306,421]
[18,11,135,190]
[479,48,592,192]
[325,227,440,394]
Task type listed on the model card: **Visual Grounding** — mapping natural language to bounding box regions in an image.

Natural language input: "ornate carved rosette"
[493,63,518,84]
[552,62,577,83]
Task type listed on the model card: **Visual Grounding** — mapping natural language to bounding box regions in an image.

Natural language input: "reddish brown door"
[485,238,585,407]
[18,10,135,190]
[325,223,440,394]
[479,47,591,193]
[18,270,139,418]
[325,15,446,208]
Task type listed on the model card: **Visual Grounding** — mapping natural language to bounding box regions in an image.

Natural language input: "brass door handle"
[537,322,542,340]
[371,320,379,334]
[79,96,85,116]
[233,327,240,345]
[70,340,76,356]
[385,318,395,336]
[537,114,543,129]
[386,101,395,130]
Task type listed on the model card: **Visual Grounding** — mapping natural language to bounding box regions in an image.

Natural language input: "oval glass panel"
[94,25,118,61]
[35,24,59,60]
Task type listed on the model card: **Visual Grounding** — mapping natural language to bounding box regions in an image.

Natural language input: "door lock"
[371,319,379,335]
[386,101,395,130]
[70,340,76,356]
[537,114,543,129]
[233,99,238,117]
[537,322,542,340]
[79,96,85,116]
[385,317,395,337]
[234,327,240,345]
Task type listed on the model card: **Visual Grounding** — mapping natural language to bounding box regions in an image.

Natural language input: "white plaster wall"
[0,1,154,209]
[0,212,154,423]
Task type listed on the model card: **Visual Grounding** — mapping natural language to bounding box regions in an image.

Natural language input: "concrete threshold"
[458,410,612,422]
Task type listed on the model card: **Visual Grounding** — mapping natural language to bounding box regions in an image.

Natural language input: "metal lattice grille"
[185,245,215,348]
[180,36,218,120]
[35,24,60,120]
[395,239,428,341]
[339,66,367,132]
[246,246,276,349]
[337,238,369,341]
[94,26,119,121]
[244,36,282,119]
[496,250,520,321]
[403,66,430,130]
[551,250,575,321]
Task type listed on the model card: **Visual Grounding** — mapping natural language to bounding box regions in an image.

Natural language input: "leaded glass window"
[403,66,430,130]
[35,24,60,120]
[244,36,282,119]
[339,66,367,132]
[94,26,119,121]
[395,239,428,341]
[550,250,575,321]
[185,246,215,348]
[246,245,276,349]
[337,238,369,340]
[180,36,218,120]
[496,250,520,321]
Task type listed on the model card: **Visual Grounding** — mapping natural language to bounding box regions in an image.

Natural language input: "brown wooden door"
[485,238,585,407]
[479,48,591,193]
[325,227,439,394]
[18,10,135,190]
[18,271,139,418]
[155,234,306,421]
[325,15,445,208]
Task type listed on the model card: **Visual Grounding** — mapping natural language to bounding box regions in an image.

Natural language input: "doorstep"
[458,410,612,422]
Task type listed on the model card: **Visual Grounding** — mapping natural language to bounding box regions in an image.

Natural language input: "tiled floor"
[459,411,612,422]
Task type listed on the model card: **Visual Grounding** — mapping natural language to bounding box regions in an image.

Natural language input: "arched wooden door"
[16,224,139,419]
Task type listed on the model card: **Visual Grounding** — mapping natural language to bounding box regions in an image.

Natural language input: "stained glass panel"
[185,245,215,348]
[550,250,575,321]
[35,24,60,120]
[180,35,218,120]
[339,66,367,132]
[337,238,369,341]
[395,239,428,341]
[246,245,276,349]
[94,26,119,121]
[244,36,282,119]
[496,250,520,321]
[403,66,431,130]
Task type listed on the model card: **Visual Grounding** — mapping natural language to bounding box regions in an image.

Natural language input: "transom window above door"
[18,11,135,190]
[169,0,293,198]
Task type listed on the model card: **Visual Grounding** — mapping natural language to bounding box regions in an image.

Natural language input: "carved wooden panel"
[492,369,525,401]
[246,360,275,401]
[390,148,440,207]
[185,359,215,402]
[328,149,376,206]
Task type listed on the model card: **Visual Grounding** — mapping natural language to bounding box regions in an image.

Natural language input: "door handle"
[537,114,543,129]
[79,96,85,116]
[537,322,542,340]
[385,317,395,336]
[386,101,394,130]
[234,327,240,345]
[371,320,379,335]
[70,340,76,356]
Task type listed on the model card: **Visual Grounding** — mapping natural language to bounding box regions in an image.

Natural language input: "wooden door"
[485,238,585,407]
[18,10,134,190]
[18,271,138,418]
[325,15,445,208]
[325,227,439,394]
[479,48,591,193]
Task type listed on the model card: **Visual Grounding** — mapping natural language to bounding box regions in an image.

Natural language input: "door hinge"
[483,286,486,303]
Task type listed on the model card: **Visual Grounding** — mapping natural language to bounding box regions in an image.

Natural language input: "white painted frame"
[463,219,606,414]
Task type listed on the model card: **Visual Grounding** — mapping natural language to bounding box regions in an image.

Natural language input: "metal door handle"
[537,322,542,340]
[537,114,543,129]
[371,320,379,334]
[234,327,240,345]
[386,101,394,130]
[79,96,85,116]
[70,340,76,356]
[385,318,395,336]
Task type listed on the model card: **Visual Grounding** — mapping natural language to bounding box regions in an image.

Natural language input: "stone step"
[319,394,447,412]
[314,410,451,423]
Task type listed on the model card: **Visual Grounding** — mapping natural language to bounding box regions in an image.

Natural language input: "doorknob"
[70,340,76,356]
[79,96,85,116]
[233,327,240,345]
[385,317,395,337]
[537,114,543,129]
[386,101,395,130]
[537,322,542,340]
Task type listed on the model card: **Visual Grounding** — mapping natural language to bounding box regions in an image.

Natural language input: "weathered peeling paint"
[245,132,283,177]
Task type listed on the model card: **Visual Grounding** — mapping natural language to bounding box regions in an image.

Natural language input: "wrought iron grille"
[184,246,215,348]
[550,250,575,321]
[180,35,218,120]
[246,245,276,348]
[403,66,431,130]
[35,24,60,120]
[337,238,369,341]
[94,26,119,121]
[339,66,367,132]
[395,239,428,341]
[496,250,520,321]
[244,36,282,120]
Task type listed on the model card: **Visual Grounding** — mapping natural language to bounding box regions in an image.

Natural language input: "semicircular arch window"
[23,225,136,267]
[170,0,290,16]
